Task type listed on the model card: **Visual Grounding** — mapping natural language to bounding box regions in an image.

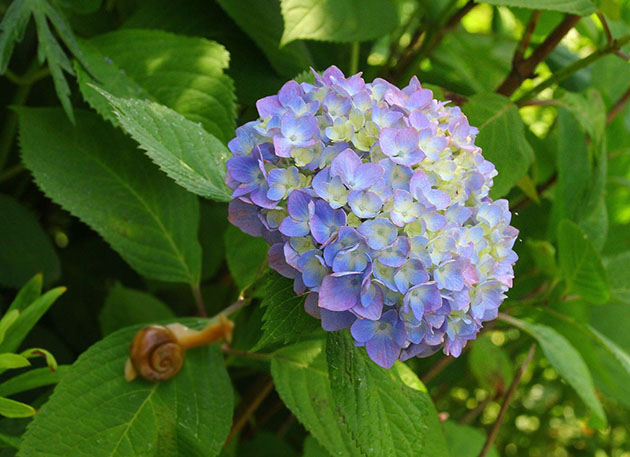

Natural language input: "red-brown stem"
[497,14,580,96]
[458,391,500,425]
[606,87,630,125]
[392,0,475,83]
[597,12,613,44]
[478,344,537,457]
[225,377,275,446]
[191,284,207,317]
[421,355,455,384]
[512,11,542,65]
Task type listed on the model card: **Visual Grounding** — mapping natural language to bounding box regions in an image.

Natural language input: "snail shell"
[128,325,184,382]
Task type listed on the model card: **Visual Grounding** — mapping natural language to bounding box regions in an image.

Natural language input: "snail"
[124,314,234,382]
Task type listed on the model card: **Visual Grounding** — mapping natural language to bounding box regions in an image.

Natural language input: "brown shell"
[128,325,184,382]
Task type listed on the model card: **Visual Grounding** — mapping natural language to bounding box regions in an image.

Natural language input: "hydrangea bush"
[227,66,518,368]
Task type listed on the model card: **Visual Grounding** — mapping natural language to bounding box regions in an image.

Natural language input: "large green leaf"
[603,251,630,304]
[19,319,233,457]
[555,109,592,222]
[464,93,534,198]
[216,0,311,77]
[279,0,398,45]
[270,339,363,457]
[76,29,235,143]
[557,219,609,304]
[96,89,232,202]
[326,332,449,457]
[99,283,175,336]
[224,225,269,291]
[18,108,202,284]
[480,0,597,15]
[0,194,60,289]
[502,315,607,427]
[253,273,319,351]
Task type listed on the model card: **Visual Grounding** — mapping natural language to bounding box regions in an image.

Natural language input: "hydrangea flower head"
[227,66,518,369]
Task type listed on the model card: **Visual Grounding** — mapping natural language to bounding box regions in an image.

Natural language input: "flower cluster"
[226,66,518,368]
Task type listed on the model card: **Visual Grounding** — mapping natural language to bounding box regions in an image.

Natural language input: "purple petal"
[321,309,356,331]
[268,243,297,279]
[319,273,362,311]
[228,200,264,237]
[366,335,401,369]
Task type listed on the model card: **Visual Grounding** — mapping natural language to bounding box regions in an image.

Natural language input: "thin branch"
[225,377,275,446]
[512,11,542,65]
[597,12,613,44]
[606,86,630,125]
[516,33,630,105]
[392,0,475,83]
[510,174,557,212]
[478,344,537,457]
[191,284,208,317]
[497,14,580,97]
[458,392,499,425]
[421,354,455,384]
[520,99,562,107]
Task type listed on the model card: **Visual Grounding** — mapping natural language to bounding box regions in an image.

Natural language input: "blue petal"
[351,318,378,343]
[348,191,383,218]
[357,218,397,250]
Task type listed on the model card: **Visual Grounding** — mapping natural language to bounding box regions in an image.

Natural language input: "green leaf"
[20,348,57,371]
[253,273,319,351]
[0,353,31,371]
[19,319,233,457]
[95,89,232,202]
[0,397,36,418]
[0,311,20,346]
[480,0,597,15]
[8,274,43,312]
[216,0,312,76]
[271,339,363,457]
[99,283,175,336]
[31,0,94,121]
[554,109,592,222]
[0,366,69,397]
[527,239,558,276]
[0,0,31,73]
[18,107,202,284]
[77,29,236,143]
[279,0,398,45]
[442,421,499,457]
[556,89,606,147]
[557,219,609,304]
[224,225,269,291]
[0,286,65,353]
[302,435,331,457]
[326,332,449,457]
[0,194,60,288]
[463,93,534,198]
[501,315,607,427]
[603,251,630,304]
[0,431,21,449]
[468,334,513,392]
